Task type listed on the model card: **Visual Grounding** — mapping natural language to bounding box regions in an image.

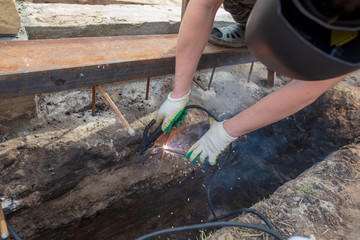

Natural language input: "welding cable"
[181,105,279,234]
[208,208,276,231]
[136,221,284,240]
[184,105,220,122]
[205,146,276,231]
[6,222,22,240]
[184,105,229,218]
[206,143,233,218]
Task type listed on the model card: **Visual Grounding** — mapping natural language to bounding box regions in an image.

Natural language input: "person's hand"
[156,91,190,133]
[186,121,237,165]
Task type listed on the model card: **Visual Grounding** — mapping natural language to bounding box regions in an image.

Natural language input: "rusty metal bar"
[0,34,255,99]
[207,67,216,89]
[267,68,275,87]
[92,85,97,116]
[97,85,135,136]
[248,61,254,83]
[145,77,150,100]
[193,77,207,91]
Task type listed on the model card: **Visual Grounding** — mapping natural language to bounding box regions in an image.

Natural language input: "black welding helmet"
[245,0,360,80]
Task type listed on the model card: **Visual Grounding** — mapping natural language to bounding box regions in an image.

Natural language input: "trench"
[32,90,357,240]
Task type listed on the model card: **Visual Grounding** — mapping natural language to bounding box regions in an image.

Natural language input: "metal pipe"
[97,85,135,136]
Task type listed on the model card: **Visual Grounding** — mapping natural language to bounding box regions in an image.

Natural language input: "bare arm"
[224,76,345,137]
[171,0,224,98]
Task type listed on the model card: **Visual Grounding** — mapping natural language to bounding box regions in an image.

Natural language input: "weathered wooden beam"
[0,34,254,98]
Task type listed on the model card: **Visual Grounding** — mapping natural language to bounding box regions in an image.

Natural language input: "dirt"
[209,143,360,240]
[0,63,359,239]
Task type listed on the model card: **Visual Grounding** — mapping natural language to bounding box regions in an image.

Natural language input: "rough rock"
[0,0,21,35]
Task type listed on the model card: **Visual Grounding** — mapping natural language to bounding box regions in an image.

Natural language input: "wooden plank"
[0,34,254,98]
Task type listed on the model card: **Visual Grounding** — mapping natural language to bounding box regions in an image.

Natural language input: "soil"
[1,64,359,240]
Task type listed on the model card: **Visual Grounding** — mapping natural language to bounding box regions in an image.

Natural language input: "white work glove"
[186,121,237,165]
[156,90,190,133]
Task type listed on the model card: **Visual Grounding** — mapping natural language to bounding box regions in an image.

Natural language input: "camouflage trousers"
[223,0,257,24]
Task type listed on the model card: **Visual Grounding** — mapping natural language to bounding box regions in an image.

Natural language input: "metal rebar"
[145,77,150,100]
[97,85,135,136]
[267,68,275,87]
[207,67,216,89]
[193,78,207,91]
[247,61,254,83]
[92,85,97,116]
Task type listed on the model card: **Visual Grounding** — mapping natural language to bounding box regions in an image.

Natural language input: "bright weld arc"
[162,145,187,156]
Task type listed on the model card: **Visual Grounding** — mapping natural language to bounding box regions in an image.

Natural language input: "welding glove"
[156,90,190,133]
[186,121,237,166]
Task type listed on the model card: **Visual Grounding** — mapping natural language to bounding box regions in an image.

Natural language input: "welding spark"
[162,145,186,156]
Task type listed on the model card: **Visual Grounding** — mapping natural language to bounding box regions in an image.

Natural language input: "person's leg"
[209,0,256,47]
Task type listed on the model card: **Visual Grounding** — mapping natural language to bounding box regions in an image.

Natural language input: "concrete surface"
[18,2,234,39]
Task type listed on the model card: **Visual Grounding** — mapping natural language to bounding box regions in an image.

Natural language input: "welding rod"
[0,201,9,239]
[97,85,135,136]
[164,148,187,156]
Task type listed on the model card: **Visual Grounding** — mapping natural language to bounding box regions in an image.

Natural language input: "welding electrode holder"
[136,119,163,155]
[136,105,219,155]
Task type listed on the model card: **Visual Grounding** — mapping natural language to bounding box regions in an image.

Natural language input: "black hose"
[206,143,232,218]
[7,222,22,240]
[185,105,220,122]
[209,208,276,231]
[136,221,284,240]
